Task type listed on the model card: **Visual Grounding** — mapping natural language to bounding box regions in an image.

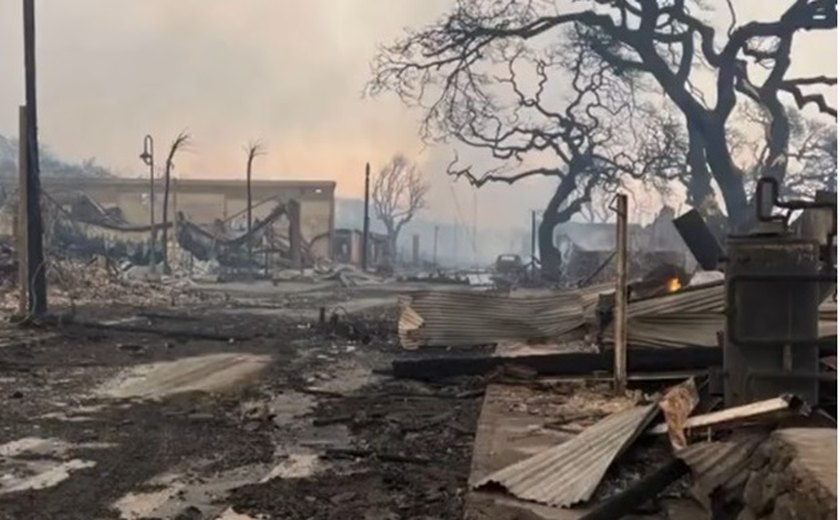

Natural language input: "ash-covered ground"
[0,281,481,520]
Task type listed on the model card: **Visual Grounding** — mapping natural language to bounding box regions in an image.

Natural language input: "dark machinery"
[723,177,836,406]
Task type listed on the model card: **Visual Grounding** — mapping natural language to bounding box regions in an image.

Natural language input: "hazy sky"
[0,1,836,232]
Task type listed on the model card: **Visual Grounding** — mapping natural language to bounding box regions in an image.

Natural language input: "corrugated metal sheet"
[474,404,658,508]
[398,290,585,349]
[401,281,836,349]
[603,282,725,348]
[676,432,767,506]
[609,282,835,348]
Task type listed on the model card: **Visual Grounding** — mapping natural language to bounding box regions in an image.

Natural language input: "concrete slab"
[97,353,271,399]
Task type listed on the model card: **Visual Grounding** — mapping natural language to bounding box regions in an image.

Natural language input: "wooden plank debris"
[648,394,810,435]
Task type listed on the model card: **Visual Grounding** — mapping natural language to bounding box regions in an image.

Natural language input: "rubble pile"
[740,429,836,520]
[0,255,222,311]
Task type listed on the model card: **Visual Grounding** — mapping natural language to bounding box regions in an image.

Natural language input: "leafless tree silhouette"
[368,0,837,232]
[372,155,429,262]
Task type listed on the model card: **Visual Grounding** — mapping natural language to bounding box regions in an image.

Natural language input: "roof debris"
[398,289,585,349]
[474,403,659,508]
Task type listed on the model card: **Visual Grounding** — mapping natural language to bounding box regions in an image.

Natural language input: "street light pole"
[362,162,370,271]
[140,135,155,273]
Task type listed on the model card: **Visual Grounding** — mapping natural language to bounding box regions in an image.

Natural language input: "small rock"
[364,509,398,520]
[330,491,357,504]
[117,343,145,352]
[9,391,23,399]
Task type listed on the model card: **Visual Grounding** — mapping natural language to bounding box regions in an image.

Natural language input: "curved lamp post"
[140,135,155,272]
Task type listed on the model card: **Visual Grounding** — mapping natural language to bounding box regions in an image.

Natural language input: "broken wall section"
[739,428,836,520]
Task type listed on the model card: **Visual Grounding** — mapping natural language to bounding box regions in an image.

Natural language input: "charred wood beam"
[579,457,689,520]
[391,347,723,381]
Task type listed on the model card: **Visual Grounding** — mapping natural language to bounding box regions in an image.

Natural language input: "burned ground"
[0,284,481,520]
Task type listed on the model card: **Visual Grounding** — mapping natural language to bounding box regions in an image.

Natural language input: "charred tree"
[372,155,429,264]
[368,0,837,232]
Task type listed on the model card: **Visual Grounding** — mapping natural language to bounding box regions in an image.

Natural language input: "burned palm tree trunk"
[161,132,190,274]
[244,142,264,277]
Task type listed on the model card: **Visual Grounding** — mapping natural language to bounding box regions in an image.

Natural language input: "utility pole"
[17,106,28,317]
[362,162,370,271]
[23,0,46,316]
[530,210,536,274]
[433,225,439,267]
[614,193,629,395]
[140,135,155,273]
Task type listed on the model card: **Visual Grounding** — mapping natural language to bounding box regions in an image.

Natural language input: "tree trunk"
[384,223,398,266]
[685,123,715,212]
[246,160,253,275]
[702,122,752,231]
[538,213,564,278]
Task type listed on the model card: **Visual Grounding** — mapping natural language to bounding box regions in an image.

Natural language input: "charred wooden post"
[614,193,628,394]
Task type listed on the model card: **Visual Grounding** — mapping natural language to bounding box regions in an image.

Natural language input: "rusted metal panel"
[474,404,658,508]
[398,290,586,349]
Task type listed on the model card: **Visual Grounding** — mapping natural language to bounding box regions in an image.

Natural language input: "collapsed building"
[0,175,337,275]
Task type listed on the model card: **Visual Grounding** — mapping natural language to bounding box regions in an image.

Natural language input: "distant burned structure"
[554,208,696,286]
[0,176,336,269]
[333,228,388,267]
